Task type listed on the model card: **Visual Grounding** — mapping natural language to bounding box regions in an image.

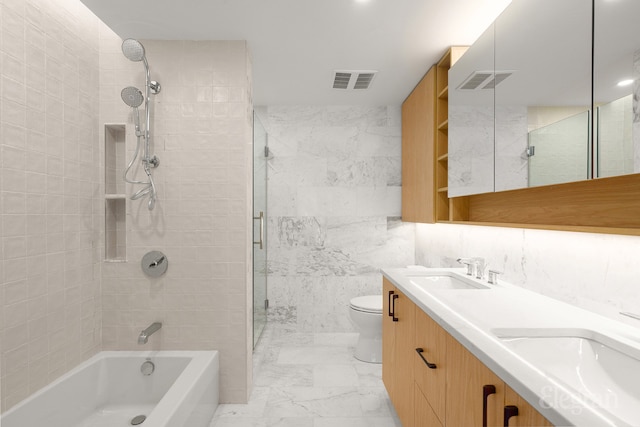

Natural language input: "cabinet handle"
[504,405,519,426]
[415,348,437,369]
[392,294,399,322]
[388,290,395,317]
[482,384,497,427]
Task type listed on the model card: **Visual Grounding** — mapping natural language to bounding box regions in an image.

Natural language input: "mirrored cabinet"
[448,24,495,197]
[449,0,639,197]
[594,0,640,179]
[495,0,591,192]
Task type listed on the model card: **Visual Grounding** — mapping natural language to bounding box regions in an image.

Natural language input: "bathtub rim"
[0,350,219,425]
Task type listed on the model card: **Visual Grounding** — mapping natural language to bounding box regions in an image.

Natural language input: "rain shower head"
[121,86,144,108]
[122,38,146,62]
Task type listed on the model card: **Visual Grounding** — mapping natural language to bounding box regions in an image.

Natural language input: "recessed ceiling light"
[617,79,634,87]
[354,0,371,3]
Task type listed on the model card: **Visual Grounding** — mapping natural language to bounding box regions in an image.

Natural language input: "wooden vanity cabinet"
[415,382,443,427]
[446,334,505,426]
[382,278,554,427]
[383,278,416,427]
[504,386,554,427]
[382,278,396,398]
[414,309,447,425]
[445,328,553,427]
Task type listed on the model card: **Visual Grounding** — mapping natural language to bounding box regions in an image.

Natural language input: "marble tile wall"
[415,223,640,331]
[99,28,253,403]
[256,106,415,332]
[0,0,102,412]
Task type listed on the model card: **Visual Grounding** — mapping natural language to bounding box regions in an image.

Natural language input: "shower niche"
[104,123,126,261]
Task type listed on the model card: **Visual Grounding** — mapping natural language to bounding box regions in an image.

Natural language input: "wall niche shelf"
[104,124,127,262]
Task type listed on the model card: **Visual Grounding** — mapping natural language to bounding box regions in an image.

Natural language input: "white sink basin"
[493,328,640,426]
[407,274,489,290]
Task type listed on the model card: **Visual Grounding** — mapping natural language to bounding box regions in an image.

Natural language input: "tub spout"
[138,322,162,345]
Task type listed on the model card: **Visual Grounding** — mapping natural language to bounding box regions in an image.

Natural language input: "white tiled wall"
[0,0,102,411]
[1,0,254,412]
[597,94,634,177]
[98,29,253,403]
[257,106,415,332]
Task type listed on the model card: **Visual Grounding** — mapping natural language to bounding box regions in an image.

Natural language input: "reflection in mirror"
[594,0,640,178]
[448,23,495,197]
[494,0,592,191]
[528,111,590,187]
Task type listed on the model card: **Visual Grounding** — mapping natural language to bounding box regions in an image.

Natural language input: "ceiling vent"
[332,70,377,90]
[457,70,514,90]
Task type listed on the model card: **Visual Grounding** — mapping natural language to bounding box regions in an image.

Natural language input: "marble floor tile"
[313,364,359,387]
[254,364,314,388]
[313,417,401,427]
[264,386,362,418]
[277,346,353,365]
[211,323,399,426]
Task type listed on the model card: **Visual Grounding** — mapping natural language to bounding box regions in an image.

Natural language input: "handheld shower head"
[122,38,146,62]
[121,86,144,108]
[121,86,143,135]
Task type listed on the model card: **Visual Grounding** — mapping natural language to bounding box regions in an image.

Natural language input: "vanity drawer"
[414,309,447,424]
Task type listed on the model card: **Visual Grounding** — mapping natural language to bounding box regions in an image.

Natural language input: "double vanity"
[382,267,640,426]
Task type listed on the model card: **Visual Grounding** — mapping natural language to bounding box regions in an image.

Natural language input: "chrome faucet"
[138,322,162,345]
[457,258,476,276]
[472,257,486,280]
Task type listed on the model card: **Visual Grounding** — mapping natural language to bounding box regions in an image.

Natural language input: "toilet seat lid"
[349,295,382,313]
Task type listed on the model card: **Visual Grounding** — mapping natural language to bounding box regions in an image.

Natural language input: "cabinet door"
[415,382,443,427]
[446,334,505,427]
[504,385,554,427]
[382,278,396,396]
[414,309,447,424]
[401,66,437,223]
[395,287,417,427]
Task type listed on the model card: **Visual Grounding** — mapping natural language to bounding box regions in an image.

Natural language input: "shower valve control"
[142,251,168,277]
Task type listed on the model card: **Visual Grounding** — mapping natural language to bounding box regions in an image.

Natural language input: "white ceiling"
[80,0,511,106]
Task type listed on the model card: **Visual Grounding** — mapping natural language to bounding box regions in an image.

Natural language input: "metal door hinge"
[526,146,536,157]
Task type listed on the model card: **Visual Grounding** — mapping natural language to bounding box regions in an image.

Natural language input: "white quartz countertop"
[382,267,640,427]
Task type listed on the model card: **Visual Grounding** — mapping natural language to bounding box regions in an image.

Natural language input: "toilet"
[349,295,383,363]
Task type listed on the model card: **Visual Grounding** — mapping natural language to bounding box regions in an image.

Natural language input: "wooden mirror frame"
[447,173,640,236]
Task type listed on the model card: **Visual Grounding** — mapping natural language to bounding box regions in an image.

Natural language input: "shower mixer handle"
[145,156,160,168]
[149,80,161,95]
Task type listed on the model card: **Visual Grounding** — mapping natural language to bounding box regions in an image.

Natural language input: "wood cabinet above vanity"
[401,47,467,224]
[445,0,640,235]
[401,0,640,235]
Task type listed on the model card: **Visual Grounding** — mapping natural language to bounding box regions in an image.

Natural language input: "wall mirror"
[449,0,638,198]
[494,0,591,192]
[448,23,495,197]
[594,0,640,179]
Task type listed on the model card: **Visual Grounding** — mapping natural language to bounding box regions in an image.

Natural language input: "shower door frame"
[252,112,268,348]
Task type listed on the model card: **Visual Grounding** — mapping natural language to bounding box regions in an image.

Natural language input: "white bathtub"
[0,351,219,427]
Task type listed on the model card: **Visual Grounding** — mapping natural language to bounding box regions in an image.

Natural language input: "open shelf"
[105,124,127,262]
[435,47,468,222]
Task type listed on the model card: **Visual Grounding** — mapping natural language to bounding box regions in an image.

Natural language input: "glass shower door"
[253,113,268,347]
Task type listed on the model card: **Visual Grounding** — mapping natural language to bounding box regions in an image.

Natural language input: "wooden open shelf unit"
[435,46,468,222]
